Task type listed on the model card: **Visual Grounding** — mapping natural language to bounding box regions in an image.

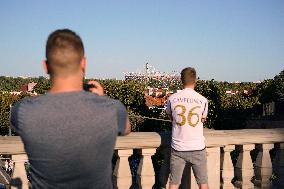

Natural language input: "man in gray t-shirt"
[10,29,131,189]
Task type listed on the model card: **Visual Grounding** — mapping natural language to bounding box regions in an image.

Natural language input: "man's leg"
[199,183,209,189]
[168,184,179,189]
[168,150,186,189]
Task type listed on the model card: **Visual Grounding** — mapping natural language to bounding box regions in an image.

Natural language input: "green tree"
[260,69,284,103]
[0,93,30,135]
[1,71,282,133]
[259,79,276,103]
[195,80,223,129]
[274,69,284,102]
[33,77,50,94]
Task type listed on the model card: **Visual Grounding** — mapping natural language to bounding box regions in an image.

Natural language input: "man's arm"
[165,99,173,121]
[88,80,131,135]
[116,101,131,136]
[10,102,20,134]
[123,116,131,136]
[201,100,208,123]
[167,112,173,122]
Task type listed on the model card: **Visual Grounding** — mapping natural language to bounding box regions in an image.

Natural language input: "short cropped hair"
[46,29,84,77]
[181,67,197,85]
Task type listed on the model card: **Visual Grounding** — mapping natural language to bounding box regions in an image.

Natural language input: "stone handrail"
[1,128,284,189]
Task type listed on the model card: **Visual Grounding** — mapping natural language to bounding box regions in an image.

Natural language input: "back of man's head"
[181,67,197,86]
[46,29,84,77]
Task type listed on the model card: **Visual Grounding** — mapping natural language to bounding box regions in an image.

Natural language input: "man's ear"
[43,60,49,74]
[80,57,86,74]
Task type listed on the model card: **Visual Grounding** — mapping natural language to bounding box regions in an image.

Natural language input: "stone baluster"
[206,147,221,189]
[137,148,156,189]
[221,145,235,189]
[254,143,274,189]
[235,144,255,189]
[273,143,284,188]
[113,149,133,189]
[11,154,29,189]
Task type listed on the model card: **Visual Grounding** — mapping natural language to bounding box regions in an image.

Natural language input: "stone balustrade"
[0,128,284,189]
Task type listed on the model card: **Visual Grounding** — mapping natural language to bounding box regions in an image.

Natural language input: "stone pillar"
[273,143,284,188]
[206,147,221,189]
[113,149,133,189]
[254,143,274,189]
[221,145,235,189]
[235,144,255,189]
[11,154,29,189]
[158,147,171,189]
[137,148,156,189]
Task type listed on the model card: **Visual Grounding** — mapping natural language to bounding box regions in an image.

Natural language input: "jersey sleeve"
[202,100,208,119]
[115,101,128,136]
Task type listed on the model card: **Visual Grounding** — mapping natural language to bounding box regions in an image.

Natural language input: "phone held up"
[83,83,96,92]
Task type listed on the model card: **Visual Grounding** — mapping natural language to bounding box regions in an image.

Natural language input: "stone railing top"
[1,128,284,154]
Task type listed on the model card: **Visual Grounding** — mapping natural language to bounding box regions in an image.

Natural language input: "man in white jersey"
[166,67,209,189]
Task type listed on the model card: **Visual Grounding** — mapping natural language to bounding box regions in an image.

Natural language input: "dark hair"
[46,29,84,77]
[181,67,197,85]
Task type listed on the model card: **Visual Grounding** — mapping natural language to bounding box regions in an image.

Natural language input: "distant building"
[225,90,250,96]
[28,82,37,92]
[124,63,179,81]
[19,76,29,79]
[145,95,168,108]
[9,91,22,95]
[21,82,37,92]
[253,81,262,84]
[144,86,174,108]
[145,87,172,97]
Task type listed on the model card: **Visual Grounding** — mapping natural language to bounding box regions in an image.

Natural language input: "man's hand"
[121,117,131,136]
[88,80,104,96]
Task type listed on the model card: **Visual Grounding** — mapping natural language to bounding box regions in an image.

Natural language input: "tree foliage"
[0,69,283,135]
[0,76,34,91]
[33,76,50,94]
[92,80,169,131]
[0,93,30,135]
[195,80,223,129]
[260,69,284,103]
[274,69,284,102]
[100,80,147,114]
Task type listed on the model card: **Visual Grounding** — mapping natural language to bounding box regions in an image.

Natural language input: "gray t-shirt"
[10,91,128,189]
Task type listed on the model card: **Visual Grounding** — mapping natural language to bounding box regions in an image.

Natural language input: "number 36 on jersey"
[173,105,201,127]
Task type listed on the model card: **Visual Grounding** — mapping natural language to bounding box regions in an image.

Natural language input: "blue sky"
[0,0,283,81]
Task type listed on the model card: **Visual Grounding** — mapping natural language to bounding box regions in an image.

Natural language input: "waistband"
[171,147,206,152]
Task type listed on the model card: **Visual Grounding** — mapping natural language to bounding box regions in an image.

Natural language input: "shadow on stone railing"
[1,129,284,189]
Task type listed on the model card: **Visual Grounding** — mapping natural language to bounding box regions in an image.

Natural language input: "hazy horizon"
[0,73,274,83]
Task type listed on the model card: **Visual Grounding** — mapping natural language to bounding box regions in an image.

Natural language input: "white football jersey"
[166,88,208,151]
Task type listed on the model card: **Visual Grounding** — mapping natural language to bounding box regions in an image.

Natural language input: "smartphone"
[83,83,96,91]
